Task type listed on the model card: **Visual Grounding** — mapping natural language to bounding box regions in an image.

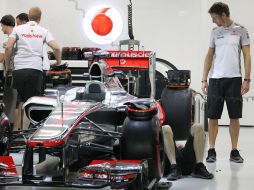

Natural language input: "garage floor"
[169,126,254,190]
[1,127,253,190]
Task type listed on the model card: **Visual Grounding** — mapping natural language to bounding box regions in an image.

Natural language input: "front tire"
[121,117,165,180]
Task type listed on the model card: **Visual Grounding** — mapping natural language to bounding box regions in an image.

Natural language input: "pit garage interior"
[0,0,254,190]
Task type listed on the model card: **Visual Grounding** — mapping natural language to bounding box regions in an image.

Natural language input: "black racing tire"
[160,88,193,140]
[121,117,165,181]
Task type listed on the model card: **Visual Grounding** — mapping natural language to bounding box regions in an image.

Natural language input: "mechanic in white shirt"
[4,6,61,103]
[15,12,50,93]
[0,36,5,98]
[0,15,16,128]
[0,15,16,90]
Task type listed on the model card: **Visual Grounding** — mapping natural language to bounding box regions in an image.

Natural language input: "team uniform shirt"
[209,22,250,78]
[42,45,50,71]
[0,35,15,71]
[0,36,7,70]
[9,21,54,71]
[0,47,4,71]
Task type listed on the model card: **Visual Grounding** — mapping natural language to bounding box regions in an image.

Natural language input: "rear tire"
[160,88,193,140]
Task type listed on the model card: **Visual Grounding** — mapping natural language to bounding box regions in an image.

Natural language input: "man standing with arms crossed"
[201,2,251,163]
[4,7,61,129]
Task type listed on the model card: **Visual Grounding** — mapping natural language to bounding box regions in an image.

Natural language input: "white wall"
[1,0,253,125]
[0,0,5,40]
[1,0,129,47]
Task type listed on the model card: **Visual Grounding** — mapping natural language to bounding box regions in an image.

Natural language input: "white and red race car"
[0,50,204,190]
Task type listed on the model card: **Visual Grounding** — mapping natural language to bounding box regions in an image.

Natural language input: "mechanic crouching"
[162,123,214,180]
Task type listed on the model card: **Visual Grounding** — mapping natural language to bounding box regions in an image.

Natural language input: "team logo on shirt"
[21,33,43,38]
[83,5,123,45]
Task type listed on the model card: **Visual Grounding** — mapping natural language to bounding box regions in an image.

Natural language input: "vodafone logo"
[83,5,123,45]
[120,59,126,65]
[91,7,113,36]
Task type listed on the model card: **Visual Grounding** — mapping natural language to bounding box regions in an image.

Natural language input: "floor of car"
[2,127,254,190]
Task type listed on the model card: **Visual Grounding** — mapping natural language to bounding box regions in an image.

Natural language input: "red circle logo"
[91,8,113,36]
[83,5,123,45]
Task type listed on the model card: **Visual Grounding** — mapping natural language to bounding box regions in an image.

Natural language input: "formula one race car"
[0,50,205,190]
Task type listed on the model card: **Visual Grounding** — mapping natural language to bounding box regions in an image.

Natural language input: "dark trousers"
[12,69,43,102]
[207,77,242,119]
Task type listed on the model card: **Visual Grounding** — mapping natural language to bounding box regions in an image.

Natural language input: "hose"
[128,0,134,40]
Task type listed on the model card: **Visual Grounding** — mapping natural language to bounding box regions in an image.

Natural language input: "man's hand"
[241,81,250,95]
[50,62,60,67]
[201,81,208,95]
[5,67,12,76]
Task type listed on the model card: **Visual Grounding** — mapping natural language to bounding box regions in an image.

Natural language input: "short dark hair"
[0,14,15,27]
[208,2,230,17]
[16,13,29,22]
